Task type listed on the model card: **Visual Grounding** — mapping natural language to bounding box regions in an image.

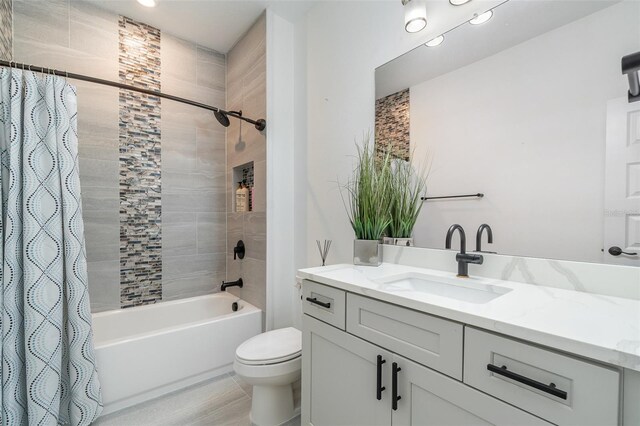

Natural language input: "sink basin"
[373,272,512,304]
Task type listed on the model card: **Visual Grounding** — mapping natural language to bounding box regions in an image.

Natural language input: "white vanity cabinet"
[302,314,548,426]
[301,280,624,426]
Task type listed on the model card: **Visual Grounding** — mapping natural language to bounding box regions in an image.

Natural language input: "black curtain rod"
[0,60,266,131]
[421,193,484,201]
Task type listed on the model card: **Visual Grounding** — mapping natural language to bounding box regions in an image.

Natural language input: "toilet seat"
[236,327,301,366]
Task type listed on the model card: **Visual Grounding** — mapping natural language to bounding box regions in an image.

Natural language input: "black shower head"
[213,110,230,127]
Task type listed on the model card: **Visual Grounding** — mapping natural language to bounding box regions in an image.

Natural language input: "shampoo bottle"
[235,182,245,212]
[240,181,250,212]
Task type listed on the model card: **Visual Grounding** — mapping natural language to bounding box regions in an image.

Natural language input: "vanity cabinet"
[302,314,548,426]
[301,280,623,426]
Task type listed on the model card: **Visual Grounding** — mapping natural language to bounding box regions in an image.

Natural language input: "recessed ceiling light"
[137,0,157,7]
[449,0,471,5]
[403,0,428,33]
[425,35,444,47]
[469,10,493,25]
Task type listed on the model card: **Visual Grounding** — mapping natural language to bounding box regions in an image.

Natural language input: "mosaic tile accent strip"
[118,16,162,308]
[0,0,12,61]
[375,89,410,161]
[242,163,254,212]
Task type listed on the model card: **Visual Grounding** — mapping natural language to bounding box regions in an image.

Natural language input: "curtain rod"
[0,60,266,131]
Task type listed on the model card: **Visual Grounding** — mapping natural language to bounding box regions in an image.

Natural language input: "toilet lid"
[236,327,302,365]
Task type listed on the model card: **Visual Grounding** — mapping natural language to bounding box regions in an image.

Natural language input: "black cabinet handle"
[487,364,567,400]
[306,297,331,309]
[608,246,637,256]
[392,362,402,410]
[376,355,386,400]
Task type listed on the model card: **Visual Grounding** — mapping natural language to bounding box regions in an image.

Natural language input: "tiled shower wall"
[0,0,11,60]
[375,89,410,160]
[226,14,267,314]
[10,0,227,311]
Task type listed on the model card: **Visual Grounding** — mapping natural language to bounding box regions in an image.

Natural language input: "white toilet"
[234,327,302,426]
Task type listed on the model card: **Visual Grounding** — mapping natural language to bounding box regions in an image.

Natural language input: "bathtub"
[92,293,262,415]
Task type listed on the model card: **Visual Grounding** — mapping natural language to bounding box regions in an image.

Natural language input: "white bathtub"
[92,293,262,415]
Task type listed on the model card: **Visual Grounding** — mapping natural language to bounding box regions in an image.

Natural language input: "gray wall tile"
[163,212,197,257]
[226,13,267,313]
[197,212,226,254]
[87,260,120,312]
[84,210,120,262]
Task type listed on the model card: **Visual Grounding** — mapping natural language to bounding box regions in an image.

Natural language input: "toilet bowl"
[234,327,302,426]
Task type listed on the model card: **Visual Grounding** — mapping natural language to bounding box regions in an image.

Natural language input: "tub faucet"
[445,224,483,277]
[475,224,495,253]
[221,278,243,291]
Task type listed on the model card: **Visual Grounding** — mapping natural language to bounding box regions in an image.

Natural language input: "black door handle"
[392,362,402,410]
[608,246,637,256]
[305,297,331,309]
[376,355,386,400]
[487,364,567,400]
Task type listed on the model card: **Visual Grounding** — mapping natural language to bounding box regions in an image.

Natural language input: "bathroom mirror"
[375,0,640,266]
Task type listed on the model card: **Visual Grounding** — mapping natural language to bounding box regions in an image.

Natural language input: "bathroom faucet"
[475,224,495,253]
[445,224,483,277]
[221,278,243,291]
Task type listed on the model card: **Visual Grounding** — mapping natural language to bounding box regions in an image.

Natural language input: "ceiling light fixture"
[449,0,471,5]
[402,0,427,33]
[469,10,493,25]
[425,35,444,47]
[137,0,157,7]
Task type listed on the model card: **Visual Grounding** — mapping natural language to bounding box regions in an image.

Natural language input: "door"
[391,355,551,426]
[604,98,640,265]
[302,315,392,426]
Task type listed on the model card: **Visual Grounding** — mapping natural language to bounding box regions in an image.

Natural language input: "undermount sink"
[373,272,512,304]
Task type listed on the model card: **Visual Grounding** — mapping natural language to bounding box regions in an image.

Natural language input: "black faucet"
[475,224,495,253]
[221,278,243,291]
[445,224,483,277]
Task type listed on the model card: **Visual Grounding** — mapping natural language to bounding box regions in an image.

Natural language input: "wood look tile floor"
[93,373,301,426]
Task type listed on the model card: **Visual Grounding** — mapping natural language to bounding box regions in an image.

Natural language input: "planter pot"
[382,237,395,245]
[394,238,414,247]
[353,239,382,266]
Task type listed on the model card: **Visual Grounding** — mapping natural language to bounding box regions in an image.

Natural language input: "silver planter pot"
[353,239,382,266]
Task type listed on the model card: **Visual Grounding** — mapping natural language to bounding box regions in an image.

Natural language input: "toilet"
[234,327,302,426]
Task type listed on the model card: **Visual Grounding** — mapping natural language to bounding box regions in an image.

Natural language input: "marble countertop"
[297,263,640,372]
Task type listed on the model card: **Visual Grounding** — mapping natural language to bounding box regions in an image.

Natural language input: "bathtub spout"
[221,278,243,291]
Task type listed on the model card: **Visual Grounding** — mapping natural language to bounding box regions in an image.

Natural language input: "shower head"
[213,110,230,127]
[212,109,266,132]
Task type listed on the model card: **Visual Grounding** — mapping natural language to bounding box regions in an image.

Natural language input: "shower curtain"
[0,68,102,425]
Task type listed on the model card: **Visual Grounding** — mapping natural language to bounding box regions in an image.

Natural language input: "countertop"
[297,263,640,372]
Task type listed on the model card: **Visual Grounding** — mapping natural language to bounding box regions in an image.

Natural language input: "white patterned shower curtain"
[0,67,102,425]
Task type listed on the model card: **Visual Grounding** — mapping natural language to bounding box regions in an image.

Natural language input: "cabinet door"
[392,355,551,426]
[302,314,392,426]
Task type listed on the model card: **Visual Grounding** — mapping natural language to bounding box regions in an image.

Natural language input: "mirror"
[375,0,640,265]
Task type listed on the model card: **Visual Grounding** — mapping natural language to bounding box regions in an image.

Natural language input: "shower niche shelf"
[232,161,254,213]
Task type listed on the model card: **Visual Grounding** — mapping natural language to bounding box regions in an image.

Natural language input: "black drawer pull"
[376,355,386,400]
[306,297,331,309]
[487,364,567,400]
[392,362,402,410]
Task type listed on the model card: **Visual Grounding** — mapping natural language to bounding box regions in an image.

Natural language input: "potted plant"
[341,136,392,266]
[386,154,428,246]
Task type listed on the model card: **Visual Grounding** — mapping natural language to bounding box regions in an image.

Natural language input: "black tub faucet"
[445,224,483,277]
[475,224,495,253]
[221,278,243,291]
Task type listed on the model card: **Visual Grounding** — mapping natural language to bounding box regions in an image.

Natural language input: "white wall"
[266,9,296,330]
[410,2,639,263]
[300,0,501,268]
